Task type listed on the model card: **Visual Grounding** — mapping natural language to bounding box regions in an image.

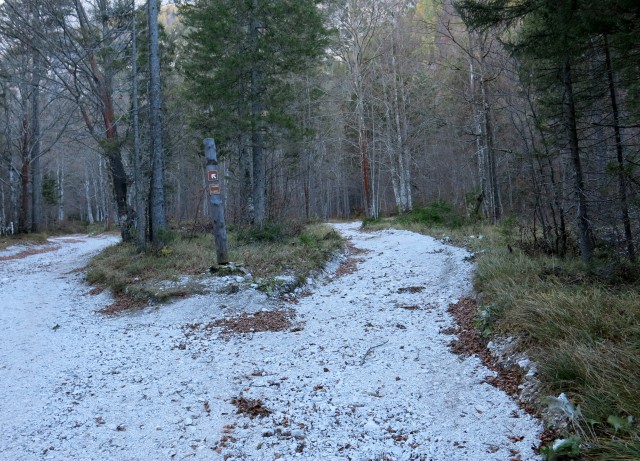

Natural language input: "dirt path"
[0,224,541,460]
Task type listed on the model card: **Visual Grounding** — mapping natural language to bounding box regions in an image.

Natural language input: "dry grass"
[87,223,342,309]
[230,223,342,279]
[475,248,640,459]
[0,232,50,251]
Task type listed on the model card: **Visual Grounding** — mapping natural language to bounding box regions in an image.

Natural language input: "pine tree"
[180,0,330,227]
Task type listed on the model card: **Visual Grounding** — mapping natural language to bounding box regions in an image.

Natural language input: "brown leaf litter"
[0,245,60,261]
[182,309,296,339]
[445,297,558,452]
[212,309,294,335]
[231,397,271,418]
[444,298,522,395]
[328,242,371,280]
[98,294,148,315]
[397,286,425,294]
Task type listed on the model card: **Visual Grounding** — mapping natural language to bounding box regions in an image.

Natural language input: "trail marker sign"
[204,138,228,265]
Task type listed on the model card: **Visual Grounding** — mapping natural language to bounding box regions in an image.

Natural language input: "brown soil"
[0,246,60,261]
[444,297,558,452]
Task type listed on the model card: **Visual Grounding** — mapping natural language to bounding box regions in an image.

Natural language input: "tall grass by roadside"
[86,222,342,306]
[476,249,640,460]
[370,202,640,460]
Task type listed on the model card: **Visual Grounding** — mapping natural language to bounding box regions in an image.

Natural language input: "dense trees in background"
[456,0,640,261]
[0,0,638,261]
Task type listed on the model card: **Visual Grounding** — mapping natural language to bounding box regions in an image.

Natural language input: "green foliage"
[540,436,582,460]
[608,415,635,434]
[397,201,466,228]
[179,0,331,139]
[41,173,58,206]
[496,215,518,243]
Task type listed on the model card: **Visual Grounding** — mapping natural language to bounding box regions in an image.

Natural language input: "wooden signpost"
[204,138,229,265]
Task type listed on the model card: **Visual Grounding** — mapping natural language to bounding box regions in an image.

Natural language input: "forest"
[0,0,639,258]
[2,1,640,458]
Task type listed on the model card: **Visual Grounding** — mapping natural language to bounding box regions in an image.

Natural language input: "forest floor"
[0,222,542,460]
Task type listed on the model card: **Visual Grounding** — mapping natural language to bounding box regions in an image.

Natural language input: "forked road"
[0,223,541,460]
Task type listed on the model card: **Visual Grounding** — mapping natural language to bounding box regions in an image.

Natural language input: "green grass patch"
[0,232,50,250]
[474,252,640,458]
[87,222,342,306]
[86,233,215,298]
[230,222,342,280]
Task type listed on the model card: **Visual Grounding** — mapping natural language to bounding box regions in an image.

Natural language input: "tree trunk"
[563,58,592,262]
[604,34,635,262]
[390,24,412,213]
[57,160,64,223]
[250,0,266,226]
[477,37,501,223]
[468,32,489,219]
[84,165,95,224]
[18,115,29,234]
[130,0,144,250]
[240,134,254,223]
[148,0,167,247]
[75,0,133,240]
[30,50,42,233]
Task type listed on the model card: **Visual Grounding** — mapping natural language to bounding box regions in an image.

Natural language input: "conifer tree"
[180,0,330,226]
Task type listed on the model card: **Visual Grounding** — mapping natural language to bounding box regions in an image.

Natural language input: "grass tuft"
[87,222,342,308]
[475,245,640,459]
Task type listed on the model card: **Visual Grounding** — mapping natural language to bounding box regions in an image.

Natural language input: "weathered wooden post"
[204,138,229,265]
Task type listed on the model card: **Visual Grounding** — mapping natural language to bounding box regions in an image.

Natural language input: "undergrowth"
[0,232,50,250]
[87,222,342,307]
[477,250,640,460]
[231,222,342,280]
[371,202,640,460]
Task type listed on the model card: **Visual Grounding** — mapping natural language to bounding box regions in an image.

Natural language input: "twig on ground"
[360,340,389,365]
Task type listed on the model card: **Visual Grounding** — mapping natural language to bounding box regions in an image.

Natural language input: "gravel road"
[0,223,541,460]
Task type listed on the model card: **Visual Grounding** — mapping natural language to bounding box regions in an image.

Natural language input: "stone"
[363,419,379,433]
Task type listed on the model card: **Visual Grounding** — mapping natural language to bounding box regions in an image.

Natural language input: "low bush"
[397,201,466,228]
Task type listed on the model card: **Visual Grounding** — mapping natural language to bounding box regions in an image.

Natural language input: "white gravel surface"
[0,223,542,460]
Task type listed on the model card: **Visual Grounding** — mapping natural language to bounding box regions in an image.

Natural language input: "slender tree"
[147,0,167,246]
